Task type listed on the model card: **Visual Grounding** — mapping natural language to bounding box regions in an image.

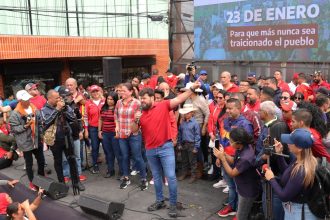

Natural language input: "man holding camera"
[9,90,45,191]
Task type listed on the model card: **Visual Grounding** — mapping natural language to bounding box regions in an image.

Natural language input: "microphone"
[262,164,269,173]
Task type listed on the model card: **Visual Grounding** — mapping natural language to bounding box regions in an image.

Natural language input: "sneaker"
[149,178,154,185]
[147,201,166,211]
[168,205,178,218]
[140,179,148,191]
[217,205,236,217]
[130,170,139,176]
[120,178,131,189]
[79,175,87,181]
[104,170,115,178]
[64,177,71,183]
[213,179,227,188]
[222,186,229,194]
[164,178,168,186]
[207,165,214,175]
[29,182,38,192]
[232,216,237,220]
[91,165,100,174]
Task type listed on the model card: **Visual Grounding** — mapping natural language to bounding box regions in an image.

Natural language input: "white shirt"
[288,81,297,94]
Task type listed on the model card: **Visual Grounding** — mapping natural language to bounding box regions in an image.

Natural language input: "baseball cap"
[142,73,151,80]
[58,86,71,97]
[90,85,100,92]
[247,72,256,78]
[25,83,38,91]
[200,70,207,75]
[281,100,297,112]
[16,90,33,101]
[293,73,299,80]
[212,83,223,90]
[281,128,314,149]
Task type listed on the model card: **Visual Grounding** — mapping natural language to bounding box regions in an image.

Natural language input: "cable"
[124,207,172,220]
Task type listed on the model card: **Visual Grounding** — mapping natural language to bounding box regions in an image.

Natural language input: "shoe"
[222,197,229,206]
[104,170,115,178]
[130,170,139,176]
[120,178,131,189]
[168,205,178,218]
[164,178,168,186]
[149,178,154,185]
[76,182,85,191]
[177,173,187,181]
[223,186,229,194]
[79,175,87,181]
[140,179,148,191]
[213,179,227,188]
[29,182,38,192]
[91,165,100,174]
[207,165,214,175]
[147,201,166,211]
[188,177,197,184]
[217,205,236,217]
[64,177,71,183]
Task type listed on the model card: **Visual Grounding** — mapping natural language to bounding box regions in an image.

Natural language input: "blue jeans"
[146,141,177,206]
[119,133,146,179]
[102,131,123,174]
[63,139,82,177]
[88,126,101,166]
[262,183,284,220]
[283,202,317,220]
[222,167,237,210]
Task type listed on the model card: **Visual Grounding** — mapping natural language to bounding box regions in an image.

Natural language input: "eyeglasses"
[294,97,303,100]
[216,97,224,100]
[280,96,290,100]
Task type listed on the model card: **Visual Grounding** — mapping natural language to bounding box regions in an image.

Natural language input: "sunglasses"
[294,97,303,100]
[280,96,290,100]
[216,97,224,100]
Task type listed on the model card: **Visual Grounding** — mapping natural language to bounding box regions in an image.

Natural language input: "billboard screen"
[194,0,330,62]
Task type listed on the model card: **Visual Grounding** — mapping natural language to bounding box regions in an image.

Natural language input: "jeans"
[146,141,177,206]
[283,202,317,220]
[23,146,45,182]
[222,167,237,210]
[119,133,146,179]
[63,139,82,177]
[262,183,284,220]
[88,126,101,166]
[102,131,123,174]
[237,194,257,220]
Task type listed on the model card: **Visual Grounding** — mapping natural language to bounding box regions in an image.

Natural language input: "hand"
[201,125,207,136]
[5,151,13,159]
[84,130,89,139]
[38,188,45,194]
[21,200,30,210]
[190,80,201,90]
[215,158,221,167]
[56,99,65,111]
[98,130,103,139]
[7,180,19,188]
[265,168,275,181]
[192,148,198,154]
[24,120,33,128]
[213,146,225,160]
[79,131,83,140]
[274,138,283,154]
[135,111,142,122]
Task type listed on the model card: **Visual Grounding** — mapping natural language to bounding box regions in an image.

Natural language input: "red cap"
[293,73,299,80]
[90,85,100,92]
[281,100,297,112]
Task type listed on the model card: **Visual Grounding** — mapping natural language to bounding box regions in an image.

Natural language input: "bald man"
[220,71,239,93]
[65,78,85,106]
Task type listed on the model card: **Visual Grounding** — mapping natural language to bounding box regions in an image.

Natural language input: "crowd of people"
[0,65,328,219]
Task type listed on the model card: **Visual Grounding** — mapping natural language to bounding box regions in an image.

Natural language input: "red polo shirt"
[225,83,239,93]
[278,80,290,93]
[140,100,172,150]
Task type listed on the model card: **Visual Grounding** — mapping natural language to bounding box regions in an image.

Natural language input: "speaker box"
[103,57,122,88]
[78,194,125,220]
[32,175,69,200]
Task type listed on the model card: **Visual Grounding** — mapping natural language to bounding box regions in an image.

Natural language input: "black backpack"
[307,158,330,219]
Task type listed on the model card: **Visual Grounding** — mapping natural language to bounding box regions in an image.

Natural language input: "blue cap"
[281,128,314,149]
[247,72,256,78]
[200,70,207,75]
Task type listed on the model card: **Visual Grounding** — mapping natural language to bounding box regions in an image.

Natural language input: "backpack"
[307,157,330,219]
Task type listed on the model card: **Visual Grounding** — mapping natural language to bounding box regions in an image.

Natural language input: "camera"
[186,63,196,72]
[22,113,35,123]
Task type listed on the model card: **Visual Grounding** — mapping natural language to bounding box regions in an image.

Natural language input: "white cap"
[212,83,223,90]
[181,82,203,93]
[16,90,32,101]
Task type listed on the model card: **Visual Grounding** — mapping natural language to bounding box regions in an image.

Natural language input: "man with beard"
[131,81,201,218]
[244,87,260,113]
[310,71,330,92]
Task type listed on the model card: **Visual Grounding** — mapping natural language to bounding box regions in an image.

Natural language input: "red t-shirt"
[225,83,239,93]
[165,75,178,89]
[278,80,290,93]
[140,100,172,149]
[296,83,314,101]
[30,95,47,110]
[149,75,158,90]
[310,81,330,92]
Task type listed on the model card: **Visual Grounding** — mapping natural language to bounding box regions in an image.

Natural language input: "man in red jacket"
[165,69,178,90]
[310,71,330,92]
[220,71,239,93]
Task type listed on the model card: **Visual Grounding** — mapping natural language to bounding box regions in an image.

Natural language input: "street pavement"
[1,150,231,220]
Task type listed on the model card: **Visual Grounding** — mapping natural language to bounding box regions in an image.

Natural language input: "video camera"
[22,113,35,123]
[186,62,196,72]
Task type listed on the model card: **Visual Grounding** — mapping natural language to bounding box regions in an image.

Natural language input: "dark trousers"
[23,146,45,182]
[50,140,69,183]
[0,157,12,169]
[180,142,198,177]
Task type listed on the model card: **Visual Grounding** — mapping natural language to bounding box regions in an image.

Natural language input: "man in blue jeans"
[131,80,201,218]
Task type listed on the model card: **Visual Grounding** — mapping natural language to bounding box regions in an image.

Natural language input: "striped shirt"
[114,98,141,138]
[100,108,116,132]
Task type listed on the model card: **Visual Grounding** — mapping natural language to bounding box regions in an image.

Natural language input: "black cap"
[142,73,151,80]
[58,86,71,97]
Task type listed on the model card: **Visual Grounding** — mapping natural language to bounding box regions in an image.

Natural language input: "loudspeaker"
[32,175,69,200]
[78,194,125,220]
[103,57,122,88]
